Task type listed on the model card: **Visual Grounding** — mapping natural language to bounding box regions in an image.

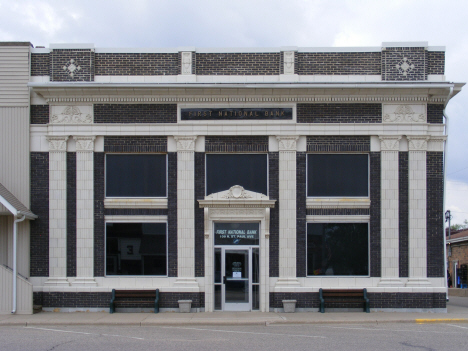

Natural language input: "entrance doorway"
[214,247,259,311]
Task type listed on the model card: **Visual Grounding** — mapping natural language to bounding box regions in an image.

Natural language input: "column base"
[406,278,432,287]
[274,277,301,291]
[44,277,70,287]
[378,278,404,287]
[71,277,98,287]
[173,277,200,291]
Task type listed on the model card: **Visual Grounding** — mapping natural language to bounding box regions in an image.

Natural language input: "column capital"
[174,135,197,151]
[276,135,299,151]
[47,135,69,152]
[73,136,96,152]
[407,135,429,151]
[379,135,401,151]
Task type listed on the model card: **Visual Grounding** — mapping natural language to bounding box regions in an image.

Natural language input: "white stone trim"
[47,136,69,152]
[383,104,426,123]
[180,52,193,75]
[379,135,402,151]
[306,198,370,209]
[306,215,370,222]
[50,105,93,124]
[74,136,95,152]
[104,215,167,222]
[283,51,295,75]
[104,198,168,209]
[427,137,446,152]
[407,135,429,151]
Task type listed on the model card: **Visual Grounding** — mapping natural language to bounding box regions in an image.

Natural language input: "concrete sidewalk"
[1,297,467,327]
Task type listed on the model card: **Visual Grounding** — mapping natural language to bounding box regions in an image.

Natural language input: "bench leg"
[320,301,325,313]
[110,302,114,314]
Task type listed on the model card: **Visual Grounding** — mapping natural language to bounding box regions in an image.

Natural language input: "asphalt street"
[1,322,468,351]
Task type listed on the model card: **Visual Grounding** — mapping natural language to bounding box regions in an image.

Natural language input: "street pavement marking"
[24,327,145,340]
[157,326,326,338]
[446,324,468,329]
[415,318,468,323]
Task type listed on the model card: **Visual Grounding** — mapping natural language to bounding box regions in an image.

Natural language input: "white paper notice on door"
[233,272,242,278]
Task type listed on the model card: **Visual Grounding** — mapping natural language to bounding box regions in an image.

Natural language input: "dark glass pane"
[225,250,249,303]
[252,285,259,310]
[214,222,259,246]
[307,154,368,197]
[206,154,267,195]
[215,285,222,310]
[106,154,167,197]
[215,248,221,283]
[106,222,167,276]
[307,223,368,276]
[252,248,259,284]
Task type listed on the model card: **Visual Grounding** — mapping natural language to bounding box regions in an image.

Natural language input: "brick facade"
[66,153,76,277]
[30,152,49,277]
[93,152,105,277]
[50,49,94,82]
[95,104,177,124]
[104,136,167,153]
[370,152,381,277]
[399,152,409,277]
[194,152,205,278]
[382,47,426,81]
[31,53,49,76]
[298,104,382,123]
[427,152,444,277]
[95,53,179,76]
[167,152,178,277]
[205,136,269,152]
[296,52,381,75]
[269,152,279,278]
[195,53,280,75]
[427,104,444,124]
[307,209,370,216]
[427,51,445,75]
[30,105,49,124]
[296,152,307,278]
[307,136,371,152]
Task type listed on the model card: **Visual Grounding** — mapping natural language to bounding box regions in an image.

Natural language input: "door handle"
[223,276,226,284]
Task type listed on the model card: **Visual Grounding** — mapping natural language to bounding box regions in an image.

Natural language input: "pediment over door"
[198,185,276,209]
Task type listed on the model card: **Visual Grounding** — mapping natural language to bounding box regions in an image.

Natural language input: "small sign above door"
[214,222,259,246]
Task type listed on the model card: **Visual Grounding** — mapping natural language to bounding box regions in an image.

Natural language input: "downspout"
[442,86,454,301]
[12,214,26,314]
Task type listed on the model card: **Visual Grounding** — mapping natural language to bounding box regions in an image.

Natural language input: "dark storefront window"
[106,154,167,197]
[307,154,368,197]
[106,222,167,276]
[206,154,268,195]
[307,223,369,276]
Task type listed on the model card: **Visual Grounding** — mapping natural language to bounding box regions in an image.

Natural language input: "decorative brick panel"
[427,152,444,277]
[370,152,381,277]
[427,104,444,124]
[167,152,178,277]
[31,53,50,76]
[399,152,409,278]
[307,209,370,216]
[195,53,280,75]
[298,104,382,123]
[269,152,279,278]
[104,136,167,153]
[95,53,179,76]
[382,47,426,81]
[95,104,177,124]
[297,52,381,75]
[104,209,168,216]
[296,152,307,278]
[368,292,446,309]
[42,292,112,308]
[307,136,370,152]
[51,49,94,82]
[67,152,76,277]
[94,152,105,277]
[205,136,269,152]
[30,152,49,277]
[427,51,445,75]
[159,292,204,308]
[30,105,49,124]
[195,152,205,278]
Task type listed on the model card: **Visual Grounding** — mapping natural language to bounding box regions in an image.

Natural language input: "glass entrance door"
[224,249,249,311]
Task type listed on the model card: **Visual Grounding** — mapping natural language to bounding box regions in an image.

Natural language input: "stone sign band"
[181,108,293,120]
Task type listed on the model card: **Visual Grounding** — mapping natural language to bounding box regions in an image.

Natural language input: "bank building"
[0,41,463,314]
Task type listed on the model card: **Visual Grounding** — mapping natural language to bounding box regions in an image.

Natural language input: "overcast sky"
[1,0,467,225]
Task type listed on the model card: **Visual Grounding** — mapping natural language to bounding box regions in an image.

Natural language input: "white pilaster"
[406,136,431,287]
[378,136,403,286]
[72,136,97,286]
[275,136,300,289]
[174,136,199,289]
[45,136,69,286]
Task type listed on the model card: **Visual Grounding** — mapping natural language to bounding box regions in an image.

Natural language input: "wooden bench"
[319,288,369,313]
[109,289,159,314]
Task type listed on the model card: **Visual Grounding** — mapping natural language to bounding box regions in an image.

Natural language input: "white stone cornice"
[74,136,96,152]
[407,135,429,151]
[379,135,402,151]
[51,105,93,124]
[382,104,426,123]
[276,135,299,151]
[174,135,197,151]
[427,136,446,152]
[47,136,69,152]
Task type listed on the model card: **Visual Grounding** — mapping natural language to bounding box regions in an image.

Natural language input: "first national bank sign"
[181,108,293,120]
